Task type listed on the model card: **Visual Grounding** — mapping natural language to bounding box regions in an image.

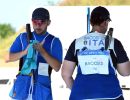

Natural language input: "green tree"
[0,24,15,39]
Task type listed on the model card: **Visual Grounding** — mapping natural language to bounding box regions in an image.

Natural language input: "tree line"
[59,0,130,5]
[0,24,15,39]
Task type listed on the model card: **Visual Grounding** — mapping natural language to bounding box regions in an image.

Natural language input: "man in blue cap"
[6,7,63,100]
[61,6,130,100]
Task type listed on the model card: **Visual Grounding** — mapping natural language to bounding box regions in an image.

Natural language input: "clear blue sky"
[0,0,61,31]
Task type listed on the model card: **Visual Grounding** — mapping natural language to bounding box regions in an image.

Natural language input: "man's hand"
[33,42,45,53]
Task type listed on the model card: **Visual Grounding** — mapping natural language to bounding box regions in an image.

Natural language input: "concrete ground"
[122,90,130,100]
[0,67,130,100]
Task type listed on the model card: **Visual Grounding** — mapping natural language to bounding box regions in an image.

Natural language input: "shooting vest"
[75,31,117,75]
[69,31,122,100]
[19,32,55,79]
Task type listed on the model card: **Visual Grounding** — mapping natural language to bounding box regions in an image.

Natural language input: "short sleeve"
[65,39,78,63]
[51,38,63,63]
[114,38,129,63]
[10,34,22,53]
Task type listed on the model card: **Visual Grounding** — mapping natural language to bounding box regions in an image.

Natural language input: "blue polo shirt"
[10,31,63,99]
[10,31,62,64]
